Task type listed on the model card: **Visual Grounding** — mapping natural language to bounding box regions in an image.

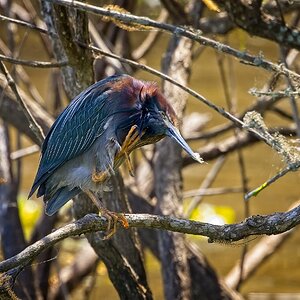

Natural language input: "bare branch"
[0,13,50,35]
[0,54,67,68]
[132,9,168,60]
[185,156,226,218]
[49,0,300,85]
[10,145,40,160]
[214,0,300,50]
[245,162,300,200]
[249,87,300,97]
[183,126,297,166]
[0,61,45,145]
[225,200,300,289]
[183,187,243,198]
[1,207,300,273]
[80,42,293,155]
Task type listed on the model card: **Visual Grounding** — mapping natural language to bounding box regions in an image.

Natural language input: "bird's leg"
[85,190,129,239]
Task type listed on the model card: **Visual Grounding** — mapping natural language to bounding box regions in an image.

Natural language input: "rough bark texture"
[73,174,152,300]
[40,0,93,98]
[154,34,193,300]
[41,1,152,298]
[128,189,242,300]
[214,0,300,50]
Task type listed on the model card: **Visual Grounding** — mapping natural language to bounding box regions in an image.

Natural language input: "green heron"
[29,74,202,234]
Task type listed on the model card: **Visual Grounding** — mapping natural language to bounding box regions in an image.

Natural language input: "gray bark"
[154,34,194,300]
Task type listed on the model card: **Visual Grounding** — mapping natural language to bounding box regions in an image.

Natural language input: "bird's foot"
[117,125,143,177]
[99,208,129,240]
[92,170,108,183]
[84,190,129,239]
[123,125,139,151]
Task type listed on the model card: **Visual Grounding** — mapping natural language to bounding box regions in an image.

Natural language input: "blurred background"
[0,0,299,299]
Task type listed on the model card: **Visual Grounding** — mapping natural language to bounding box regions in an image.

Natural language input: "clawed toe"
[84,191,129,239]
[99,209,129,240]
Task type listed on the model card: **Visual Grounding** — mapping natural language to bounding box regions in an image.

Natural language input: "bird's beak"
[165,120,203,163]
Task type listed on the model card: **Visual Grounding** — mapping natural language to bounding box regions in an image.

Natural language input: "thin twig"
[280,50,300,137]
[0,60,44,145]
[245,162,300,200]
[217,51,250,290]
[1,208,300,273]
[0,54,67,68]
[0,37,45,104]
[0,13,51,35]
[132,9,168,60]
[225,200,300,289]
[183,187,242,198]
[10,145,40,160]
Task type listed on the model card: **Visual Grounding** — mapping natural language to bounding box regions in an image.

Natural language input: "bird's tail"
[45,187,80,216]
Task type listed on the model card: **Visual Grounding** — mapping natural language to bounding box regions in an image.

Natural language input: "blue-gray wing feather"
[29,74,127,197]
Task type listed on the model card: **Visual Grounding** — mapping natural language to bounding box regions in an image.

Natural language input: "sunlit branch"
[78,42,288,152]
[10,145,40,160]
[245,162,300,200]
[1,208,300,273]
[49,0,300,85]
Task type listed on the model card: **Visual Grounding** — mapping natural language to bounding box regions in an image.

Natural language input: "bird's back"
[29,74,131,199]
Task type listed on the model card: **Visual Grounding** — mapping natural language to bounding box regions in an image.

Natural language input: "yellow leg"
[85,190,129,239]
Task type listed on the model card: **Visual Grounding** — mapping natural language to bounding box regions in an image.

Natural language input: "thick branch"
[1,207,300,273]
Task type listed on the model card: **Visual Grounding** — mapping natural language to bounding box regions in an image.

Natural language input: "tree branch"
[0,54,67,68]
[214,0,300,50]
[1,207,300,274]
[48,0,300,86]
[0,61,45,145]
[0,13,51,35]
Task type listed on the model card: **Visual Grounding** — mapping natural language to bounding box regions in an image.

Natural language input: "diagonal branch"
[1,206,300,274]
[48,0,300,86]
[0,54,67,68]
[0,61,45,145]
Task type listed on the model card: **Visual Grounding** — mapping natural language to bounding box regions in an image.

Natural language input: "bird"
[29,74,203,235]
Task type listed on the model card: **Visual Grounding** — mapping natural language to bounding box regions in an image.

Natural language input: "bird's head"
[132,80,203,163]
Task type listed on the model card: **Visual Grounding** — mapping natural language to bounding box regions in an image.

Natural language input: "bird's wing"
[29,74,130,197]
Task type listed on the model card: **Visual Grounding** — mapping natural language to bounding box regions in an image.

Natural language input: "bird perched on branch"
[29,74,203,236]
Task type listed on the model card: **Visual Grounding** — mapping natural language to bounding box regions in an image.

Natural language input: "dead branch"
[1,206,300,273]
[0,61,45,145]
[0,54,67,68]
[214,0,300,50]
[225,200,300,289]
[49,0,300,85]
